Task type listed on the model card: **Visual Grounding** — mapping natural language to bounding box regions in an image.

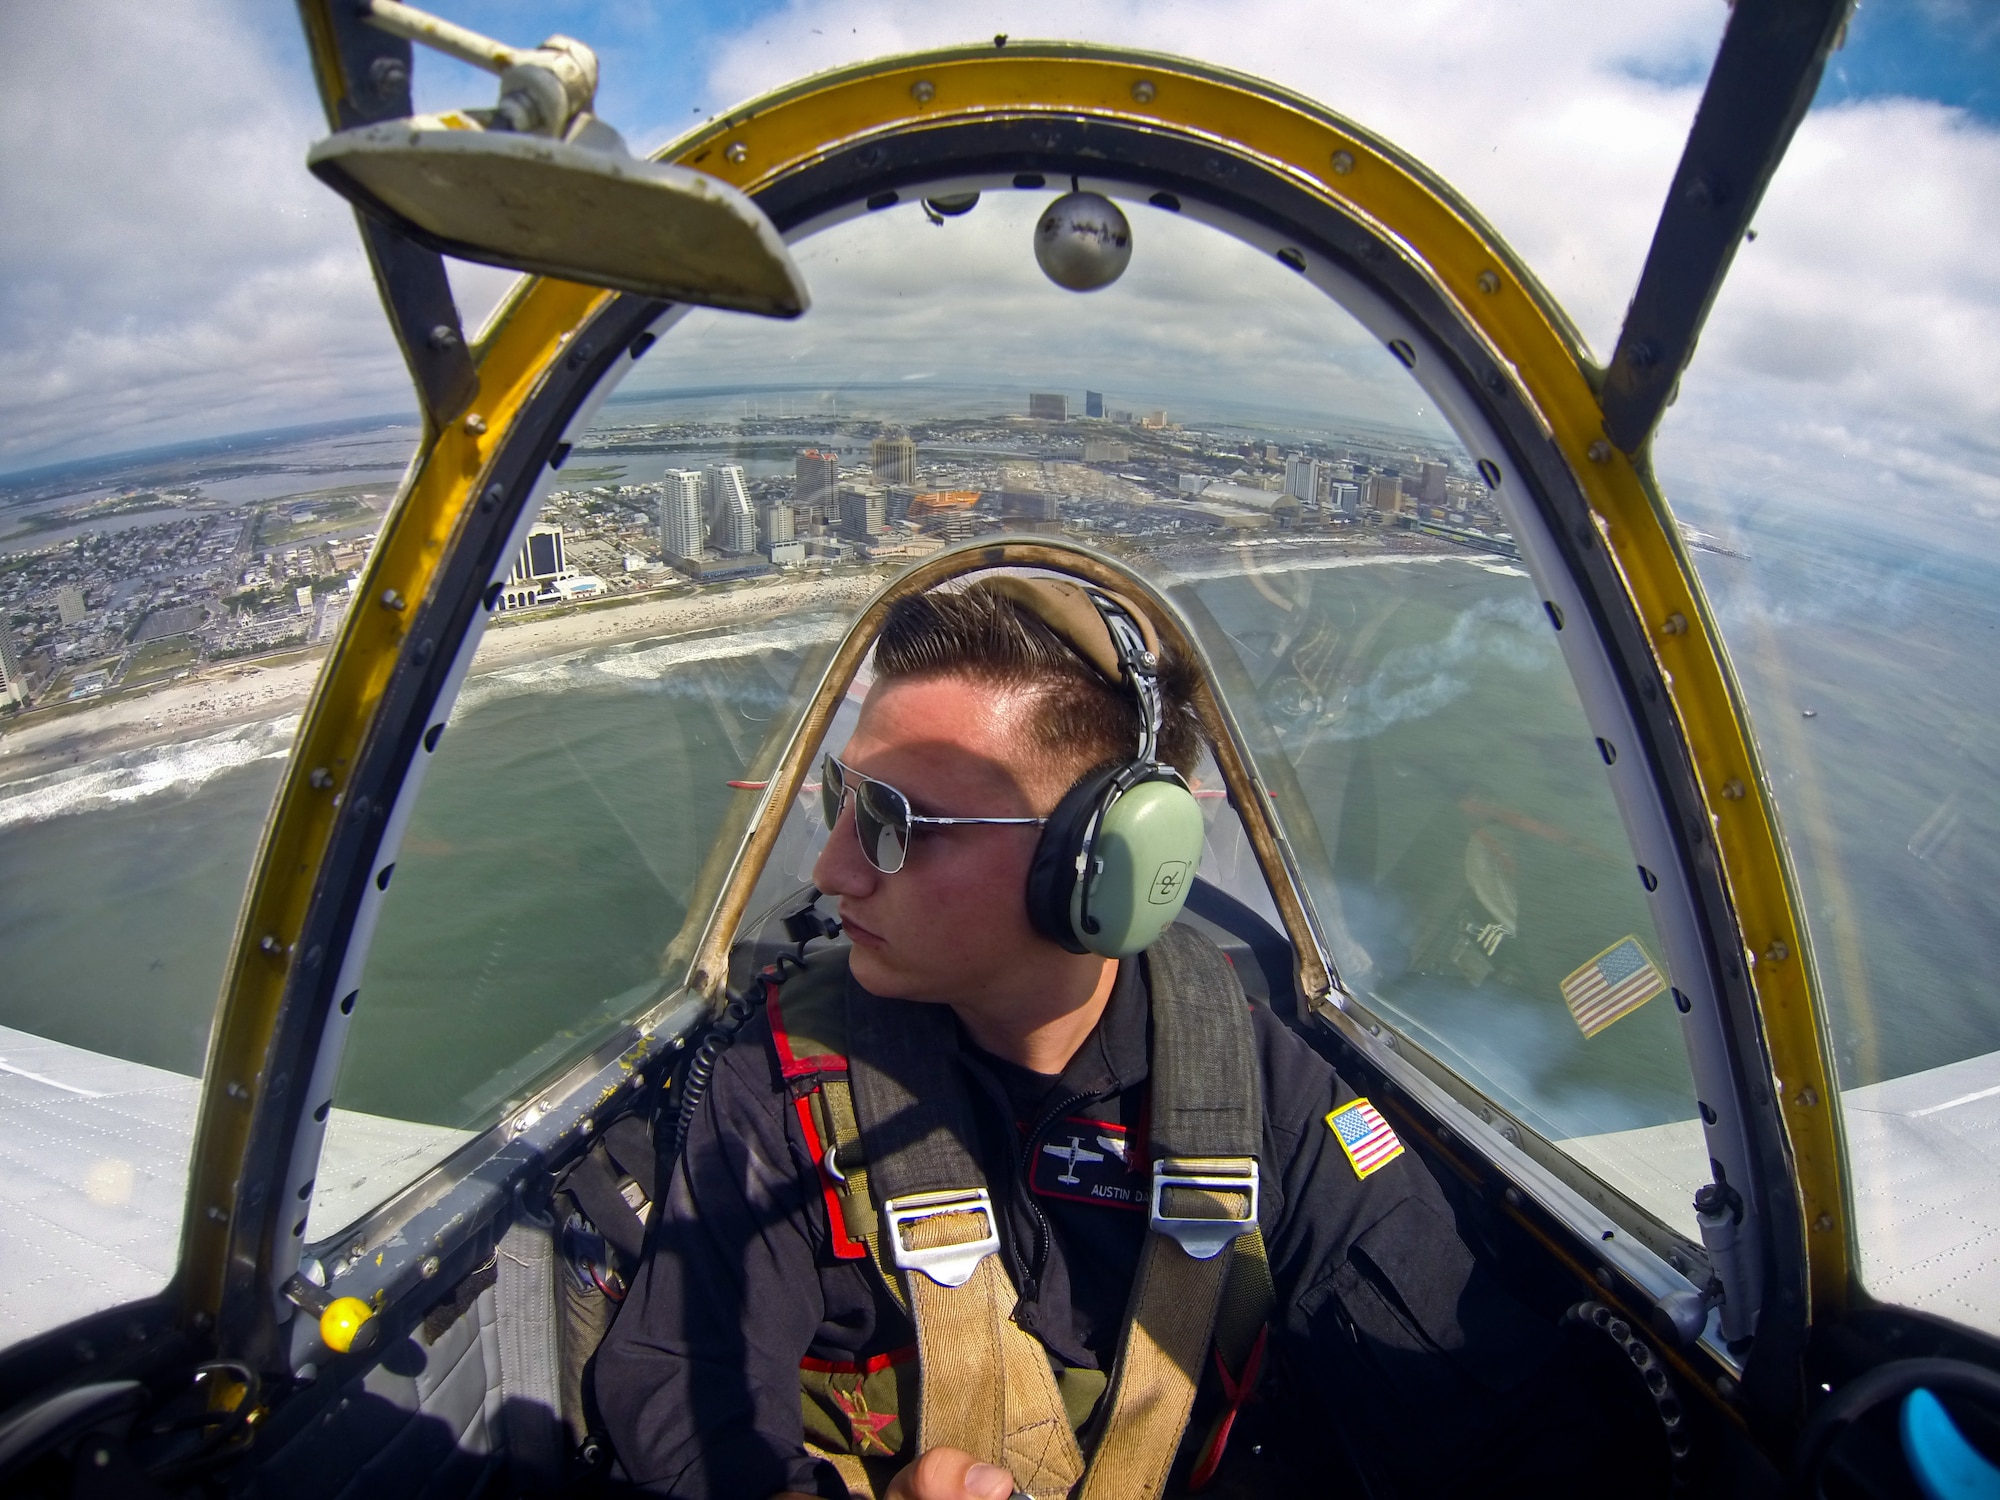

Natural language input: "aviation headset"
[978,576,1208,959]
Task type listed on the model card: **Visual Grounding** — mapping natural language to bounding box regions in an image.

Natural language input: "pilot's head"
[812,578,1203,1013]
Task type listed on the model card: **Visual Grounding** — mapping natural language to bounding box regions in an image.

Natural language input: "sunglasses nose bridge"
[821,758,908,877]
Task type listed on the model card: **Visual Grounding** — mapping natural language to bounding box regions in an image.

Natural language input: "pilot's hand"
[884,1446,1019,1500]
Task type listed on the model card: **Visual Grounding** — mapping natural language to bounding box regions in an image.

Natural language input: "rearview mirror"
[308,120,810,318]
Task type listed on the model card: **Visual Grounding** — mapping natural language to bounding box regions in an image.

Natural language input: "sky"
[0,1,1995,538]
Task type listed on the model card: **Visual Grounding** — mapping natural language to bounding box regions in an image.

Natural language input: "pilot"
[595,578,1620,1498]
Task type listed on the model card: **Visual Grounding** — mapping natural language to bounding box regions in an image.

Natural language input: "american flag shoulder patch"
[1560,935,1668,1038]
[1326,1097,1403,1180]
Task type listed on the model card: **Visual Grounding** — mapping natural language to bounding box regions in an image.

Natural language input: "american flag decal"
[1560,936,1668,1038]
[1326,1098,1403,1180]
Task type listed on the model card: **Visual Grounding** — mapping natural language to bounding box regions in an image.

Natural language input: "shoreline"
[0,536,1472,787]
[0,570,882,785]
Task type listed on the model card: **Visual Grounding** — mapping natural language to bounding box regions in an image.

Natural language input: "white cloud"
[0,5,408,467]
[1657,96,2000,529]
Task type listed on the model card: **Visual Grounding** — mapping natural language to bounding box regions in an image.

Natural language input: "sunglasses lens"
[820,755,843,828]
[854,777,910,874]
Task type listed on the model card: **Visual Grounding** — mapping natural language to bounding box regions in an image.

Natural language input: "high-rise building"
[1028,392,1068,422]
[795,449,840,518]
[512,523,568,583]
[759,502,796,551]
[936,509,982,542]
[1000,490,1061,524]
[705,464,756,555]
[1085,391,1104,419]
[661,470,705,561]
[0,628,25,708]
[1365,474,1404,514]
[1284,458,1322,505]
[838,486,886,541]
[870,433,916,487]
[56,585,87,626]
[496,522,575,610]
[1083,439,1130,465]
[909,491,981,532]
[1328,481,1360,516]
[1421,462,1448,504]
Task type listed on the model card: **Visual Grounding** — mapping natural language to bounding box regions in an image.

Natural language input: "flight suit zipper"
[1015,1088,1095,1303]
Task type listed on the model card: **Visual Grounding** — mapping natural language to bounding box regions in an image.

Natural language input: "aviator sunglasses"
[820,753,1047,875]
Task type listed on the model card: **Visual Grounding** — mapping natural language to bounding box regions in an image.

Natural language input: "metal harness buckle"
[883,1188,1001,1288]
[1149,1158,1259,1260]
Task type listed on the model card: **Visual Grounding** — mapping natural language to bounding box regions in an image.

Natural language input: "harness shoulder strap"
[767,947,851,1079]
[1077,924,1271,1500]
[768,950,882,1268]
[847,977,1087,1498]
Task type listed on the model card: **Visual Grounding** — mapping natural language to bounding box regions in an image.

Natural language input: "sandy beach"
[0,571,883,784]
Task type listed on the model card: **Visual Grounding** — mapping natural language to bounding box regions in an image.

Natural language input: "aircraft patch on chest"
[1031,1116,1144,1210]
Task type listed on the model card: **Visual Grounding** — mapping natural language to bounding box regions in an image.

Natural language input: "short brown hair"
[872,581,1206,776]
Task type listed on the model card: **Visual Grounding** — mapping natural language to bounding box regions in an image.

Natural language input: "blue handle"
[1901,1387,2000,1500]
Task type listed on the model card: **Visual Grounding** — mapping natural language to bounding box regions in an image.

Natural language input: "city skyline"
[0,395,1495,713]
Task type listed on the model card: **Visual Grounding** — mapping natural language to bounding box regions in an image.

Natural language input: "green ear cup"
[1070,778,1207,958]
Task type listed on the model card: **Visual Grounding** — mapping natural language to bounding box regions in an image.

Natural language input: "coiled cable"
[672,978,766,1158]
[671,891,839,1158]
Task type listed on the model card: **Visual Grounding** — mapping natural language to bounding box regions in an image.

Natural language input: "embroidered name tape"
[1326,1097,1403,1180]
[1031,1116,1144,1210]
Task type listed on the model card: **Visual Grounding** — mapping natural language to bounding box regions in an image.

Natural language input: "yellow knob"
[319,1296,375,1354]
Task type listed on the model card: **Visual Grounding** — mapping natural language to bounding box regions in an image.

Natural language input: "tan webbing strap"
[1067,927,1271,1500]
[900,1212,1086,1500]
[1073,1180,1252,1500]
[806,1443,896,1499]
[845,986,1082,1493]
[1211,1225,1275,1379]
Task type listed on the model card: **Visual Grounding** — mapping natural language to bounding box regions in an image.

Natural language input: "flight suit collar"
[947,958,1150,1116]
[1043,958,1151,1105]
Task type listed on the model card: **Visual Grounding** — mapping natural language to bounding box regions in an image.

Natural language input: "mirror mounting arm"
[359,0,599,138]
[295,0,478,430]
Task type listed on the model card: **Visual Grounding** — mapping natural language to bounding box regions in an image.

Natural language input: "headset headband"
[975,576,1166,769]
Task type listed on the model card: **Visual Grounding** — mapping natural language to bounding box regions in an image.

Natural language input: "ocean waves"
[0,613,849,832]
[454,612,849,717]
[0,716,298,832]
